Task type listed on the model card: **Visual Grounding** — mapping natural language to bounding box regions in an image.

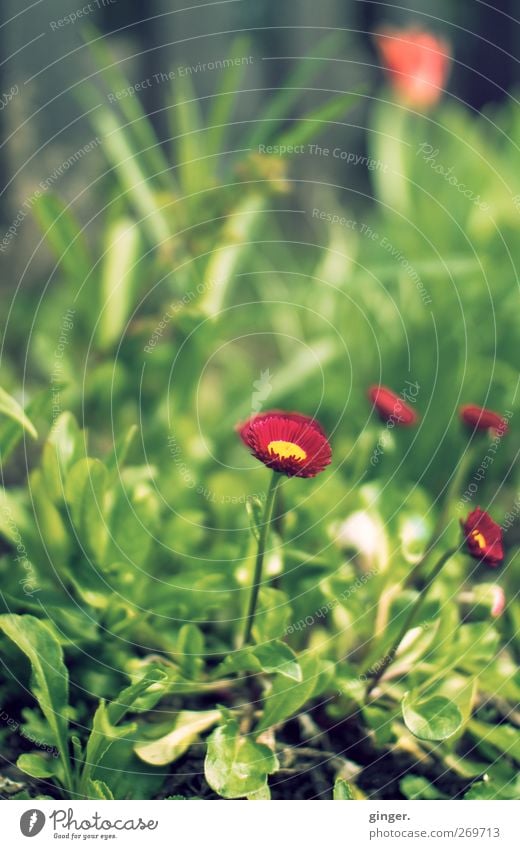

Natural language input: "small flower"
[375,27,451,108]
[237,410,331,478]
[333,510,388,572]
[490,585,506,617]
[462,508,504,568]
[368,385,418,426]
[460,404,509,436]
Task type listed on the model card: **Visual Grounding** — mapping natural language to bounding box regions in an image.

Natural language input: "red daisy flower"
[462,508,504,568]
[375,27,451,109]
[237,411,331,478]
[460,404,508,435]
[368,385,418,426]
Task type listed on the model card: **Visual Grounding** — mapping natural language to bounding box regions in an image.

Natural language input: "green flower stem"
[241,470,281,646]
[405,443,477,588]
[365,546,458,698]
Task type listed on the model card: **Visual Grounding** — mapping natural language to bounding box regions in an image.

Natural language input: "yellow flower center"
[268,440,307,462]
[471,530,487,550]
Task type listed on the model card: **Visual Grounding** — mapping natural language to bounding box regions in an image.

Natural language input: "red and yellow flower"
[460,404,508,435]
[237,411,332,478]
[375,27,451,109]
[368,385,418,426]
[462,508,504,568]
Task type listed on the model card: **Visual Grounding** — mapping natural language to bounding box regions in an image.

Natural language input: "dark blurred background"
[0,0,518,282]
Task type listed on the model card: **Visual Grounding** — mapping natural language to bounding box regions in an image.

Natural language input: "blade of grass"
[207,35,252,158]
[80,85,172,251]
[199,193,265,317]
[82,24,175,193]
[246,31,345,148]
[171,75,212,197]
[273,90,362,151]
[97,218,142,350]
[33,193,92,286]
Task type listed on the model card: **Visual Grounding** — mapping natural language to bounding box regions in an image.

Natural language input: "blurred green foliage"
[0,32,518,801]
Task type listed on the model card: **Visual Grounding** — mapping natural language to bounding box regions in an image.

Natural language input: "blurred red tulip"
[460,404,508,436]
[376,27,451,108]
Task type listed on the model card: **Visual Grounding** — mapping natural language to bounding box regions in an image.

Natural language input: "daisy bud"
[462,508,504,568]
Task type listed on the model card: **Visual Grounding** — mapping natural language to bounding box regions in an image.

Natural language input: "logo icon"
[20,810,46,837]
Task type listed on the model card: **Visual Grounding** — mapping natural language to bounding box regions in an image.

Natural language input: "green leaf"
[32,193,92,285]
[17,753,61,780]
[334,778,355,800]
[402,692,463,741]
[29,469,71,566]
[257,653,327,732]
[245,496,263,542]
[218,640,302,682]
[82,85,171,250]
[465,775,520,800]
[468,720,520,764]
[79,669,166,797]
[103,482,157,569]
[65,458,108,562]
[172,74,212,196]
[86,779,115,800]
[247,785,271,800]
[0,615,72,788]
[105,424,138,483]
[400,775,447,800]
[41,412,83,502]
[251,641,302,682]
[176,624,205,679]
[204,716,278,799]
[200,193,265,317]
[0,390,49,464]
[0,386,37,441]
[83,25,175,192]
[97,218,142,350]
[252,587,291,642]
[135,710,221,766]
[95,737,167,800]
[207,35,252,156]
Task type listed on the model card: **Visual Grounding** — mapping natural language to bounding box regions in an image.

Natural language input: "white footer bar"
[2,799,517,848]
